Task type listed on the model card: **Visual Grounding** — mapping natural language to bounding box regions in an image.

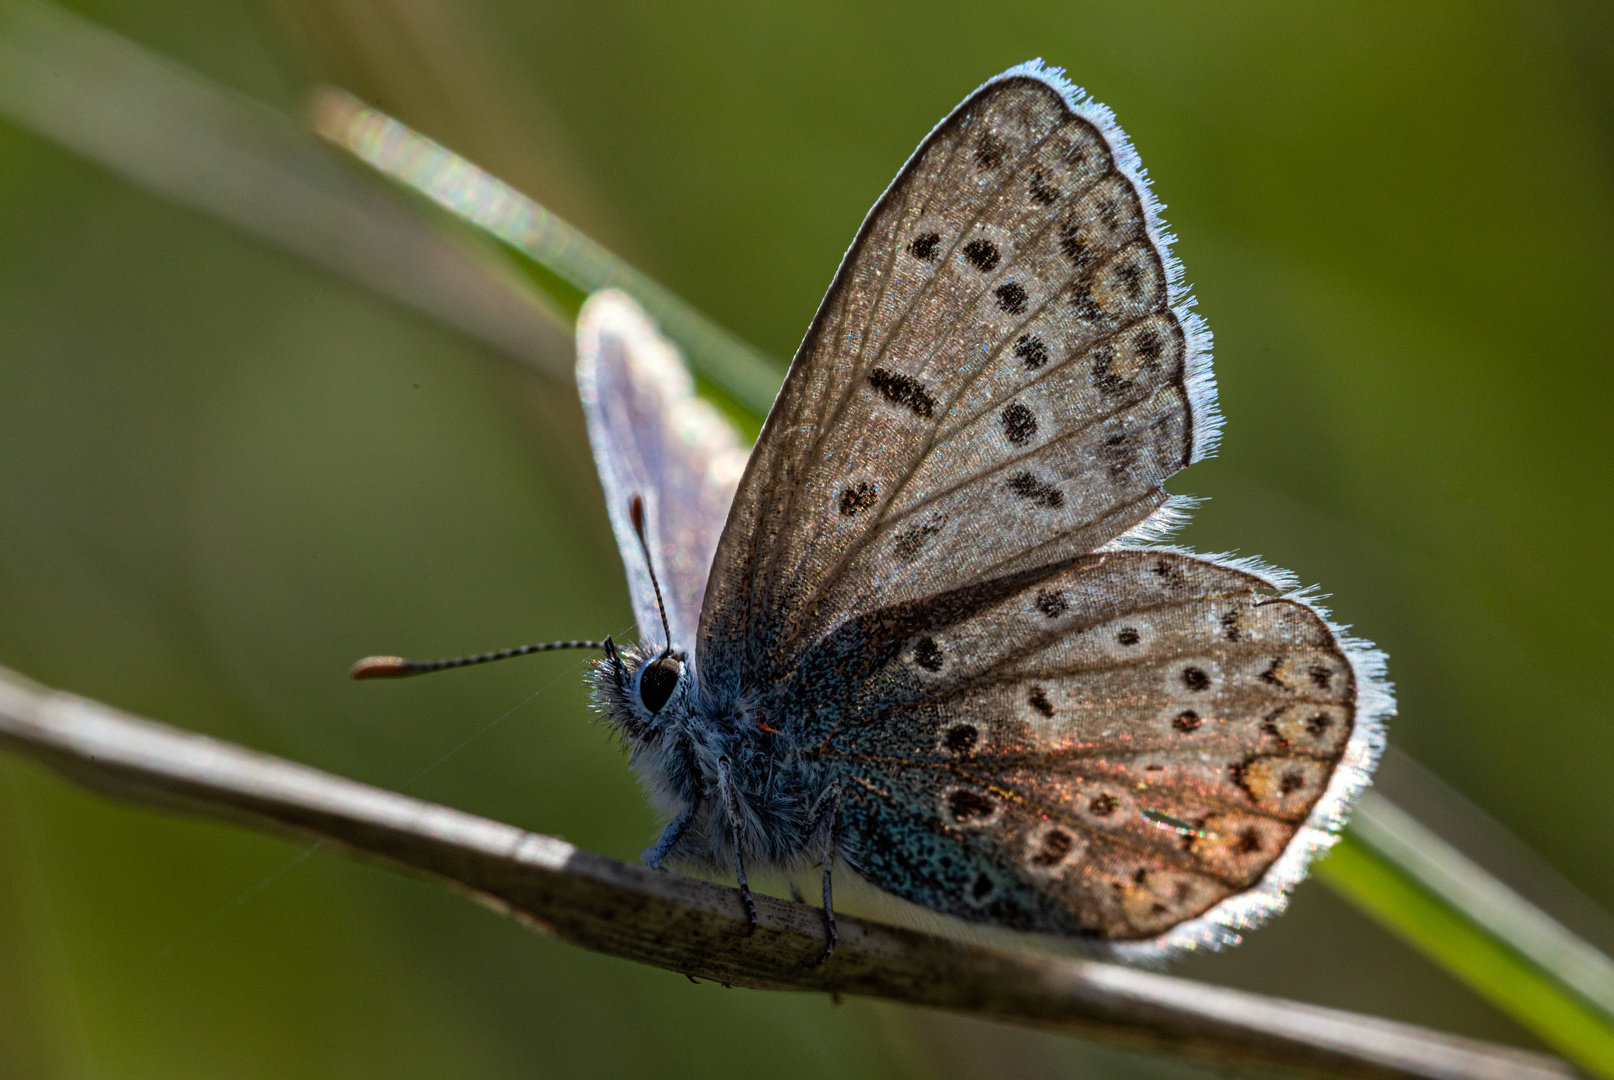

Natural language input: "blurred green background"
[1,1,1611,1077]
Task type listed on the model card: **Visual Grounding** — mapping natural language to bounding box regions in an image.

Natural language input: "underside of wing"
[801,549,1388,955]
[576,292,748,658]
[698,62,1219,694]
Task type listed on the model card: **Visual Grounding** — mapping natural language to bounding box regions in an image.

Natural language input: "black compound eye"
[638,656,682,713]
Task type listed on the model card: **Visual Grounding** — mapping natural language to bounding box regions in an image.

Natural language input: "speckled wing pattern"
[577,292,748,656]
[697,62,1388,954]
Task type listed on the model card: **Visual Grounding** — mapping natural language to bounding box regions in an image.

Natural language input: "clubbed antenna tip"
[350,656,418,679]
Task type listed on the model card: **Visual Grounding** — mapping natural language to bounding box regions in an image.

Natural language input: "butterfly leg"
[640,803,695,869]
[716,757,758,936]
[804,781,842,967]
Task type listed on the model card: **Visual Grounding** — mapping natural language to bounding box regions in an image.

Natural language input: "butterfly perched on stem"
[366,60,1389,963]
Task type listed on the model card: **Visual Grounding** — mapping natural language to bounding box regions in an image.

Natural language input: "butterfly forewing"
[814,550,1359,940]
[577,293,747,656]
[699,73,1205,692]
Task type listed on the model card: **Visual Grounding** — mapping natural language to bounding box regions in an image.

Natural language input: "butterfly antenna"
[351,639,606,679]
[628,495,674,656]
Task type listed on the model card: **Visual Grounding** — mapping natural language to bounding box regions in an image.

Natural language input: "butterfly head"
[591,636,690,744]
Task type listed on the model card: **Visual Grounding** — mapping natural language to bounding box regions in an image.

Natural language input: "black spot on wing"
[943,724,978,755]
[1035,588,1068,618]
[1001,403,1036,445]
[839,482,877,516]
[995,281,1028,314]
[913,636,944,672]
[1014,334,1049,370]
[1028,685,1054,717]
[1007,471,1064,509]
[909,232,941,261]
[868,368,936,418]
[963,239,1001,272]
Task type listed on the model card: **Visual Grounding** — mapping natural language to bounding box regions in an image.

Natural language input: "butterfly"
[359,60,1389,963]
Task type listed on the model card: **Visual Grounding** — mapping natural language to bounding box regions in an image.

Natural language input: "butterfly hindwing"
[577,292,747,657]
[814,550,1363,941]
[699,65,1213,692]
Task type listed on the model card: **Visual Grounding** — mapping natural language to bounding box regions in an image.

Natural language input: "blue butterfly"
[362,61,1389,965]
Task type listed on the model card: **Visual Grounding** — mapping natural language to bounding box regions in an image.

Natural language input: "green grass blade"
[1317,808,1614,1077]
[312,86,784,418]
[1352,790,1614,1020]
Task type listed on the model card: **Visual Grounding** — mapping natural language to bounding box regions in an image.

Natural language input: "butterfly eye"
[637,656,682,714]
